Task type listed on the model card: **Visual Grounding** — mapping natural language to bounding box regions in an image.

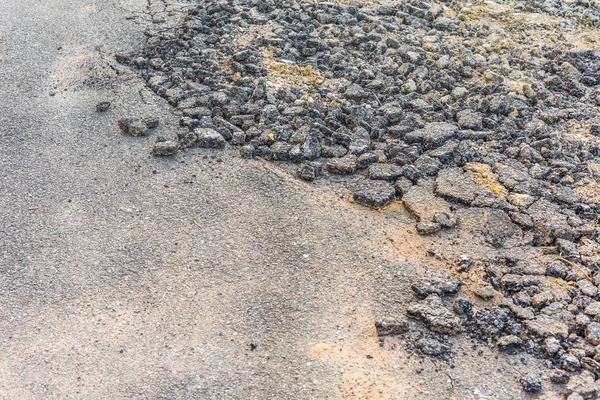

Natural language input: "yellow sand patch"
[310,342,344,356]
[258,47,325,89]
[265,60,325,87]
[576,182,600,205]
[465,163,508,197]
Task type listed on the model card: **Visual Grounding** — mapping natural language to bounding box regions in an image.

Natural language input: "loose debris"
[117,0,600,395]
[96,101,111,112]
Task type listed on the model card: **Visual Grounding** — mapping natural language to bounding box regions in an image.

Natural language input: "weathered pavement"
[0,0,554,398]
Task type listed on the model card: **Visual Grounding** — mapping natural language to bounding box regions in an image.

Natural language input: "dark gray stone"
[196,128,226,148]
[394,177,412,198]
[348,128,371,155]
[325,155,358,175]
[152,140,178,156]
[586,322,600,345]
[560,353,581,371]
[353,181,395,207]
[520,375,542,393]
[375,318,410,336]
[456,110,484,130]
[416,220,441,235]
[435,168,486,204]
[497,335,522,354]
[322,144,348,158]
[414,155,441,176]
[302,135,322,160]
[271,142,292,161]
[96,101,111,112]
[433,211,457,228]
[240,145,254,159]
[119,118,148,136]
[368,164,403,182]
[357,152,379,168]
[406,294,462,335]
[404,122,458,150]
[298,162,322,181]
[412,272,462,298]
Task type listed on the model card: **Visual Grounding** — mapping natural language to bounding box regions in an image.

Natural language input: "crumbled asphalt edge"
[117,0,600,395]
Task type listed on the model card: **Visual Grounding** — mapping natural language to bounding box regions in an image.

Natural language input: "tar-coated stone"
[96,101,111,112]
[433,211,457,228]
[119,118,148,136]
[407,294,462,335]
[353,181,395,208]
[497,335,522,354]
[375,318,410,336]
[152,140,178,156]
[196,128,226,149]
[416,220,441,235]
[520,375,542,393]
[298,162,322,181]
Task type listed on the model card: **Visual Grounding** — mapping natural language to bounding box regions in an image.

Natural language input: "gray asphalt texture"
[0,0,555,398]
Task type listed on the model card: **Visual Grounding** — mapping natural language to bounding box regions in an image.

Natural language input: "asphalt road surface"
[0,0,554,398]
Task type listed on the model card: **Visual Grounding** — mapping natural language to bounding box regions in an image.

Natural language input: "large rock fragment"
[403,180,451,221]
[325,155,357,175]
[119,118,148,136]
[526,199,573,243]
[152,140,178,156]
[435,168,488,204]
[525,315,569,339]
[353,181,395,207]
[375,318,410,336]
[411,272,462,298]
[404,122,458,150]
[407,294,462,335]
[368,164,403,182]
[195,128,226,148]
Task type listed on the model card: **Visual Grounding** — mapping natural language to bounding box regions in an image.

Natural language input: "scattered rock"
[196,128,226,149]
[353,181,395,207]
[414,334,453,359]
[586,322,600,346]
[433,211,457,229]
[565,371,597,396]
[240,145,254,159]
[152,139,178,156]
[520,375,542,393]
[407,294,462,335]
[525,315,569,339]
[122,0,600,392]
[298,162,322,181]
[435,168,486,205]
[584,302,600,317]
[412,272,462,298]
[119,118,148,136]
[368,164,403,182]
[96,101,111,112]
[560,353,582,372]
[550,369,569,384]
[375,318,410,336]
[453,298,473,315]
[416,220,441,235]
[402,180,451,221]
[497,335,522,354]
[404,123,458,150]
[325,155,357,175]
[473,285,495,300]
